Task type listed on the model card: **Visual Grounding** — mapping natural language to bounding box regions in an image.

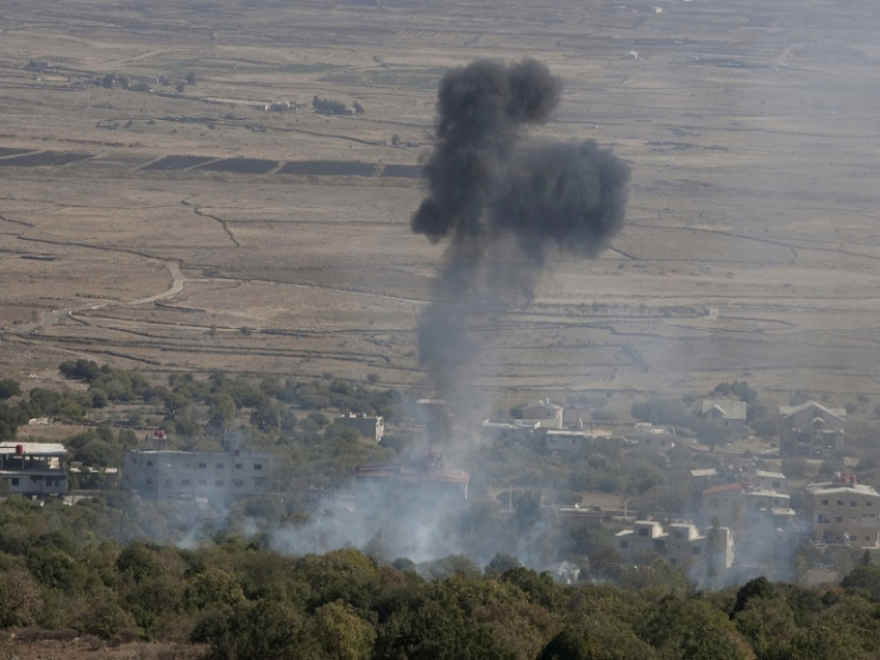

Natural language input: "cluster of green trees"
[2,490,880,660]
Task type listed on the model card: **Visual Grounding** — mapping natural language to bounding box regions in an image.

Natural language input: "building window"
[817,515,830,524]
[253,463,262,471]
[837,500,845,506]
[199,463,207,469]
[215,480,224,487]
[638,528,649,537]
[216,464,224,470]
[620,540,629,549]
[11,478,19,486]
[851,501,859,508]
[867,501,874,507]
[692,546,702,554]
[234,479,243,487]
[851,516,858,524]
[254,477,269,489]
[198,480,207,486]
[182,479,190,486]
[235,463,243,470]
[867,537,873,543]
[834,516,843,524]
[821,499,829,506]
[674,530,684,539]
[146,478,154,484]
[146,461,153,467]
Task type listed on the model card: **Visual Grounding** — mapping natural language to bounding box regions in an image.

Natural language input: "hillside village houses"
[0,442,68,497]
[779,400,846,459]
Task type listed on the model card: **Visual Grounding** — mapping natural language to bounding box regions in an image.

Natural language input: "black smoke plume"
[413,58,631,414]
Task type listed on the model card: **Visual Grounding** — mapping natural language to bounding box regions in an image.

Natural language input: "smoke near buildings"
[412,58,631,405]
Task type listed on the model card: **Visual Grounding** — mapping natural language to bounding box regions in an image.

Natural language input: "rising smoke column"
[413,58,631,407]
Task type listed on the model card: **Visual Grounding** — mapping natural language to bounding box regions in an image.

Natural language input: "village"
[3,370,873,586]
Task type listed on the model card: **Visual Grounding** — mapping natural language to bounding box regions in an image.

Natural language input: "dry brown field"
[0,0,878,416]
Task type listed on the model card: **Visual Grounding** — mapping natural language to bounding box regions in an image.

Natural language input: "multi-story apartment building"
[809,474,880,547]
[122,446,272,504]
[779,400,845,459]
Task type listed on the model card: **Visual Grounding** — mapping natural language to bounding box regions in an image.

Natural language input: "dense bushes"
[0,493,879,659]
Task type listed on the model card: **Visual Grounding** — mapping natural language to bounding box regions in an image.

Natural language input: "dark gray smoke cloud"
[413,58,631,410]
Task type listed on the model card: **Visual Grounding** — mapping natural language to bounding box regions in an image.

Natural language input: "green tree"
[314,600,376,660]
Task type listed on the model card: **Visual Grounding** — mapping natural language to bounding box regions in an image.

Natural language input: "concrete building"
[336,412,384,442]
[543,429,598,452]
[0,443,68,497]
[666,522,706,567]
[701,399,749,442]
[480,418,540,443]
[755,470,788,493]
[521,400,564,430]
[353,453,469,510]
[700,481,795,537]
[123,446,273,504]
[617,519,735,570]
[628,423,677,450]
[616,520,666,562]
[779,401,845,459]
[809,474,880,547]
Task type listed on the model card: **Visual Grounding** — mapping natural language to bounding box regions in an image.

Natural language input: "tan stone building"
[521,400,564,430]
[809,475,880,547]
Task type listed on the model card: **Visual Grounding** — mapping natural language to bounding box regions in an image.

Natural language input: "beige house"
[809,475,880,547]
[521,400,564,430]
[779,400,845,459]
[616,520,665,562]
[701,399,749,442]
[617,520,735,570]
[700,482,794,536]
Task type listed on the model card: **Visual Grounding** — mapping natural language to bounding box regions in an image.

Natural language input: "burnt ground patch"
[195,158,278,174]
[0,151,92,167]
[142,155,218,171]
[277,160,377,177]
[0,147,35,158]
[380,164,423,179]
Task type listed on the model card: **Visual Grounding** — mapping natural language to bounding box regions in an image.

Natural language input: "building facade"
[521,400,564,430]
[0,443,68,497]
[779,401,845,459]
[701,399,749,442]
[123,447,272,503]
[809,475,880,547]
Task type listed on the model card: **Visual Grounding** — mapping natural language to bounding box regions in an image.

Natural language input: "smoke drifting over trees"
[413,58,631,402]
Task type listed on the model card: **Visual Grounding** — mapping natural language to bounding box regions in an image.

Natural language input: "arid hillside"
[1,0,879,411]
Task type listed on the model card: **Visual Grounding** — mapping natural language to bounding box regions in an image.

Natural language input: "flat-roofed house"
[809,474,880,547]
[0,442,68,497]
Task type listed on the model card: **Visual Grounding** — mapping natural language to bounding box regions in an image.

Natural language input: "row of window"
[817,513,878,525]
[143,477,269,489]
[1,477,64,488]
[141,460,263,471]
[619,539,702,554]
[819,498,874,508]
